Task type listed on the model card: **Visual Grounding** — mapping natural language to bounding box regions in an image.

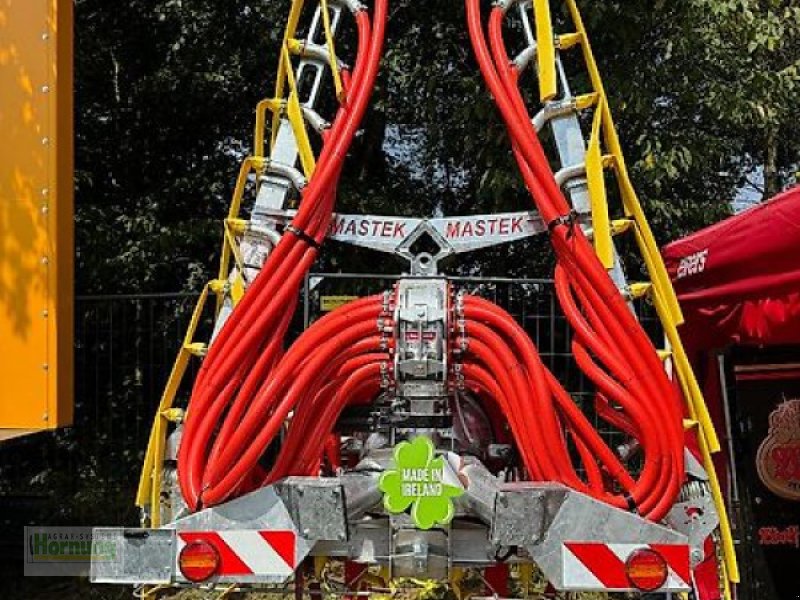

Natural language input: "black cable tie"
[547,209,579,237]
[623,491,638,514]
[286,224,321,249]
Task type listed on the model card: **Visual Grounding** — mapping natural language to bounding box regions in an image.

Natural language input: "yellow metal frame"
[320,0,345,101]
[531,0,557,102]
[527,0,739,590]
[136,2,330,527]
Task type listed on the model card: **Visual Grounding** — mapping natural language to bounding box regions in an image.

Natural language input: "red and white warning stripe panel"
[562,542,691,592]
[176,530,297,582]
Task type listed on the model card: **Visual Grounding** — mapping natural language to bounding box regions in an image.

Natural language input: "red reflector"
[178,540,220,582]
[625,548,668,592]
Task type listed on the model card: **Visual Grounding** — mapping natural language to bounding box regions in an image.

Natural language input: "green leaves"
[74,0,799,291]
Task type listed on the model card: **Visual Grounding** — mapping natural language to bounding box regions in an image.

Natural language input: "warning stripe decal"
[258,530,296,569]
[177,530,296,578]
[562,542,691,591]
[651,543,691,583]
[178,531,253,576]
[564,542,629,589]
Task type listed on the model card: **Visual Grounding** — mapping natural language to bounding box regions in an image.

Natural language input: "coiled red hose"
[463,0,684,520]
[175,0,684,523]
[177,0,390,509]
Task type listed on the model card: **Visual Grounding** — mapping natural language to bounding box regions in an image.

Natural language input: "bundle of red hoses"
[177,0,390,510]
[462,0,684,520]
[176,0,684,523]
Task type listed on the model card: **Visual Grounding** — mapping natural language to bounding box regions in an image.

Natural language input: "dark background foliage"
[72,0,799,293]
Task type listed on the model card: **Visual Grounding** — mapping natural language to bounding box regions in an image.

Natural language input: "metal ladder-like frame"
[505,0,738,595]
[135,0,354,529]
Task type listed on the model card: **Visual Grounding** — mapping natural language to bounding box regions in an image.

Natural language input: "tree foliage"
[73,0,800,292]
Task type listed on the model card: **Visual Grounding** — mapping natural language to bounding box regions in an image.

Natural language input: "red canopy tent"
[662,185,800,599]
[663,184,800,352]
[663,184,800,480]
[663,186,800,350]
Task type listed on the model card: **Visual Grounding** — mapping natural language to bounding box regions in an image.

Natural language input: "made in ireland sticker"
[378,436,464,529]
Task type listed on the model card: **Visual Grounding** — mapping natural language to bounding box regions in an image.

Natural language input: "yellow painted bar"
[564,0,735,587]
[216,158,260,313]
[254,98,281,160]
[135,347,190,513]
[635,220,720,451]
[222,221,247,307]
[320,0,344,101]
[0,0,73,433]
[138,152,260,511]
[557,31,582,50]
[574,91,599,111]
[532,0,557,102]
[223,219,246,274]
[619,177,684,325]
[586,100,613,268]
[564,0,683,328]
[283,43,317,176]
[695,409,740,588]
[136,286,210,523]
[227,217,249,236]
[627,282,653,300]
[652,290,738,587]
[610,218,633,236]
[271,0,306,149]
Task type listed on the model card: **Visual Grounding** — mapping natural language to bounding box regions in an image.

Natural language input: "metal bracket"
[394,279,449,400]
[328,210,563,274]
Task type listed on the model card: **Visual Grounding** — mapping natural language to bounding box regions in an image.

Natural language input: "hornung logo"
[676,249,709,279]
[27,530,116,562]
[24,526,118,576]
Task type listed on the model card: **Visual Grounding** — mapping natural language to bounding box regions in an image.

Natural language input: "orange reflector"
[625,548,668,592]
[178,540,220,582]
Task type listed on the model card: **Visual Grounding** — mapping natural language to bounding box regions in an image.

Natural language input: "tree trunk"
[763,126,780,200]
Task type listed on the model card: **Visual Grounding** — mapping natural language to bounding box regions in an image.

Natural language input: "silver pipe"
[340,0,366,14]
[302,106,331,133]
[341,454,392,520]
[514,45,538,73]
[718,353,740,503]
[292,41,348,71]
[554,163,586,188]
[532,98,577,132]
[260,160,308,191]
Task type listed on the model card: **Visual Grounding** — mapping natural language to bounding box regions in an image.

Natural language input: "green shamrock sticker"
[378,436,464,529]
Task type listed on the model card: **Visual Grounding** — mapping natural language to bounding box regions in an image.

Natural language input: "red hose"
[464,0,684,520]
[177,0,389,509]
[174,0,683,525]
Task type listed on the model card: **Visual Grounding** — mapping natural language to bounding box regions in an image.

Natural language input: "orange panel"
[0,0,73,431]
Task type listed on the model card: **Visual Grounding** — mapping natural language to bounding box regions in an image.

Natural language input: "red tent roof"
[663,185,800,350]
